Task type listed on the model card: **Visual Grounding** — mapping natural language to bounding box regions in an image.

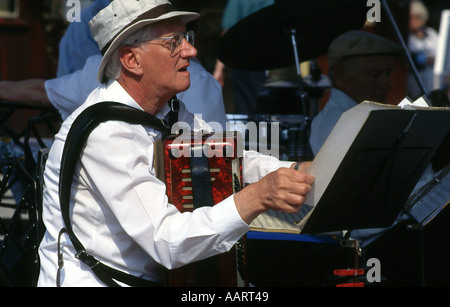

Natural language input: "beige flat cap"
[328,30,404,68]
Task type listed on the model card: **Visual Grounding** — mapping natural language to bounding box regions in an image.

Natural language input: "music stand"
[404,164,450,227]
[300,107,450,235]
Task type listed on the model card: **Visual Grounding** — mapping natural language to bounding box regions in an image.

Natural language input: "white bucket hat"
[89,0,199,83]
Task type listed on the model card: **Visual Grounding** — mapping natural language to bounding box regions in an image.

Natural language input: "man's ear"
[332,62,346,90]
[119,46,144,77]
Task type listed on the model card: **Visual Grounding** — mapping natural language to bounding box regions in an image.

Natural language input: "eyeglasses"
[142,30,195,55]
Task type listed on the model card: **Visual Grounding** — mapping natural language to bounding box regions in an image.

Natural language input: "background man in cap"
[308,30,443,247]
[38,0,313,287]
[309,30,404,155]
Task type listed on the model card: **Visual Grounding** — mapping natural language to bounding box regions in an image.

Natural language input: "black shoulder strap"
[57,101,173,287]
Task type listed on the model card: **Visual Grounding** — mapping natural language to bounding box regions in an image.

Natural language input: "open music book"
[250,97,450,234]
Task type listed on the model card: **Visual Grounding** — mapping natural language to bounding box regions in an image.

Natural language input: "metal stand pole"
[381,0,428,99]
[288,29,309,116]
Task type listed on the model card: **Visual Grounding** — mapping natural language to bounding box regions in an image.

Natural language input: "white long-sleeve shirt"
[38,80,291,286]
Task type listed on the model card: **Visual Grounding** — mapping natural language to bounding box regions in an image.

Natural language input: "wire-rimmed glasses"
[142,30,195,55]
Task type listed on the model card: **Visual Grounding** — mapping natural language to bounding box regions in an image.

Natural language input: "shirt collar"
[329,88,358,109]
[103,80,171,120]
[156,102,171,120]
[102,80,143,110]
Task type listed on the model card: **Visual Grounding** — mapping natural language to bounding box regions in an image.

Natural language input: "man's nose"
[181,40,197,58]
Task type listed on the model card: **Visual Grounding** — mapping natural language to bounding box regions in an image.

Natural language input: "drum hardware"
[333,233,366,287]
[218,0,366,150]
[226,114,313,161]
[263,61,330,117]
[218,0,367,71]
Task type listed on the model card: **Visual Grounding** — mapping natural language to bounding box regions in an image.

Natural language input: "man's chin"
[178,81,191,93]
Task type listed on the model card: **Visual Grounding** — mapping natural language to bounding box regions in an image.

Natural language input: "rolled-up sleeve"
[242,150,293,184]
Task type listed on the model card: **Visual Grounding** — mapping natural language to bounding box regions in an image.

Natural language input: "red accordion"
[163,131,247,286]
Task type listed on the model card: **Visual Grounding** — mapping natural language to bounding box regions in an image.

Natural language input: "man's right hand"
[233,167,314,225]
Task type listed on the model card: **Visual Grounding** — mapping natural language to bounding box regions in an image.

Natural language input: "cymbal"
[218,0,367,71]
[264,80,300,88]
[303,74,331,89]
[264,75,331,89]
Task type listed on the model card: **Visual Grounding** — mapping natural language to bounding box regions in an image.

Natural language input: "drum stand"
[333,232,365,287]
[286,29,318,160]
[286,29,310,117]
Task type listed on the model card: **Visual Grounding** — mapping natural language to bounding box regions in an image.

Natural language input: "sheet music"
[250,98,449,234]
[398,95,430,108]
[250,204,313,233]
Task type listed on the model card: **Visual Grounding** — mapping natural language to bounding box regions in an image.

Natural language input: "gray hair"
[410,1,429,20]
[103,26,154,82]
